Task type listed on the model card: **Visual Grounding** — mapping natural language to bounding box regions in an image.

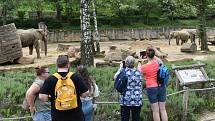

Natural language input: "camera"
[140,50,147,59]
[122,61,126,68]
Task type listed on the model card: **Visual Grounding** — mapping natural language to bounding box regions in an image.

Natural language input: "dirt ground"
[0,39,215,120]
[1,39,215,71]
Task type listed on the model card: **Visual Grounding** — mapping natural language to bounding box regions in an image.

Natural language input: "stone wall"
[47,27,215,43]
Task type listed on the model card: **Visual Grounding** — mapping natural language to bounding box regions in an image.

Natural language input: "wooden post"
[182,86,189,121]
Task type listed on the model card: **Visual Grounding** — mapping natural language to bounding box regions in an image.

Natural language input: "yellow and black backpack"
[53,72,78,110]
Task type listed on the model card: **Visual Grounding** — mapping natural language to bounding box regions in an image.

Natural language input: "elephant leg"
[29,45,33,55]
[176,39,179,45]
[34,40,41,59]
[193,35,195,43]
[35,46,41,58]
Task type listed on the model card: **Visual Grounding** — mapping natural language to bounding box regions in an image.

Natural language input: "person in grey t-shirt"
[26,66,51,121]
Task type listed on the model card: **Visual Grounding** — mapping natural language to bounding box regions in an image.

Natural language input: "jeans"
[120,106,142,121]
[32,110,51,121]
[82,100,93,121]
[147,86,166,104]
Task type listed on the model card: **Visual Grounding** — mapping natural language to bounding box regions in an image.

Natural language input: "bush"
[4,18,62,29]
[1,60,215,120]
[17,11,26,19]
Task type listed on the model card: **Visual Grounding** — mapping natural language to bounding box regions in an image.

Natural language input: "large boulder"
[181,43,197,53]
[57,44,71,52]
[67,46,80,58]
[104,45,138,61]
[17,56,35,64]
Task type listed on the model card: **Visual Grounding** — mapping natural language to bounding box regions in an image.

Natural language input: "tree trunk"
[80,0,94,66]
[92,0,100,53]
[197,0,209,51]
[56,0,62,21]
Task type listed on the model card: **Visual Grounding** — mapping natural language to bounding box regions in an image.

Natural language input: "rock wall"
[47,27,215,43]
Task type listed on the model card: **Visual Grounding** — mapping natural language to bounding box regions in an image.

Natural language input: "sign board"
[172,63,210,86]
[177,69,207,84]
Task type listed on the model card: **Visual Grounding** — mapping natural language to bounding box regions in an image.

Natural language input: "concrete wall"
[47,27,215,43]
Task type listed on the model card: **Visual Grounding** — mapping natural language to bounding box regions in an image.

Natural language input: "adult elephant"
[17,29,47,58]
[181,29,198,44]
[169,30,190,45]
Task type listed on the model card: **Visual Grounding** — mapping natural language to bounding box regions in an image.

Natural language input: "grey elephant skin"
[17,29,47,58]
[169,30,190,45]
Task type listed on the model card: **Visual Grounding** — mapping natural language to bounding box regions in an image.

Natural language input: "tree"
[30,0,45,19]
[138,0,158,24]
[159,0,177,24]
[91,0,100,53]
[197,0,209,51]
[0,0,17,25]
[80,0,94,66]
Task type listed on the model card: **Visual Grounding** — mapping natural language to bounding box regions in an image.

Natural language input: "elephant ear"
[36,29,45,36]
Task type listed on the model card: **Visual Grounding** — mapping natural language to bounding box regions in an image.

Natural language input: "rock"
[109,45,117,51]
[121,49,137,60]
[17,56,35,64]
[100,34,110,42]
[57,44,71,52]
[95,61,120,67]
[67,46,80,58]
[181,43,197,53]
[104,49,123,61]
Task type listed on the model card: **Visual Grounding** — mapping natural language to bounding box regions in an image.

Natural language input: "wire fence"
[0,86,215,121]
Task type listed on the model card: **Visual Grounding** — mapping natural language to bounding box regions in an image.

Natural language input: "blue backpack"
[114,69,128,94]
[157,62,170,86]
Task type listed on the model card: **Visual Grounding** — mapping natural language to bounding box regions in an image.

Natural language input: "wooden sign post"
[172,62,215,121]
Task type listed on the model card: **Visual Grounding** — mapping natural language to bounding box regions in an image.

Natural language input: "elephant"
[181,29,199,44]
[169,30,190,45]
[17,29,47,58]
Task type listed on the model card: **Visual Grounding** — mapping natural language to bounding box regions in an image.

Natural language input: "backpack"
[114,69,128,94]
[157,62,170,86]
[53,72,78,110]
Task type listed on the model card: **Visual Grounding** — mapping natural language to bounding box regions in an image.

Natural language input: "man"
[39,55,89,121]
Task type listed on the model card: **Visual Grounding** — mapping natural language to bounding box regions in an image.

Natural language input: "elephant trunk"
[169,36,171,45]
[44,36,47,56]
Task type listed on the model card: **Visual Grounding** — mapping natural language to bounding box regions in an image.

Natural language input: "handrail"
[0,86,214,120]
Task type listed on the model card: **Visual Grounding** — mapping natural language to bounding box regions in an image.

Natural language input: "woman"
[114,56,143,121]
[26,66,51,121]
[76,65,100,121]
[138,48,168,121]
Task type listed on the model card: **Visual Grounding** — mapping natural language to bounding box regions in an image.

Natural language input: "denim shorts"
[32,110,51,121]
[146,86,166,104]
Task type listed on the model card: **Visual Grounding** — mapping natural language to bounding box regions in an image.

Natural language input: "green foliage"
[1,60,215,120]
[17,11,26,19]
[2,18,62,29]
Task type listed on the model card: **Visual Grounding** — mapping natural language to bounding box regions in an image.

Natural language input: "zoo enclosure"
[47,27,215,43]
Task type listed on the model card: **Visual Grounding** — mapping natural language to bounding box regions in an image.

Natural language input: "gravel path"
[198,111,215,121]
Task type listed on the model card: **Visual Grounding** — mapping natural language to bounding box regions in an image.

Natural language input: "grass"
[0,60,215,120]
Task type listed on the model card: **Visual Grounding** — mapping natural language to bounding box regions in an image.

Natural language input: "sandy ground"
[0,39,215,119]
[1,39,215,71]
